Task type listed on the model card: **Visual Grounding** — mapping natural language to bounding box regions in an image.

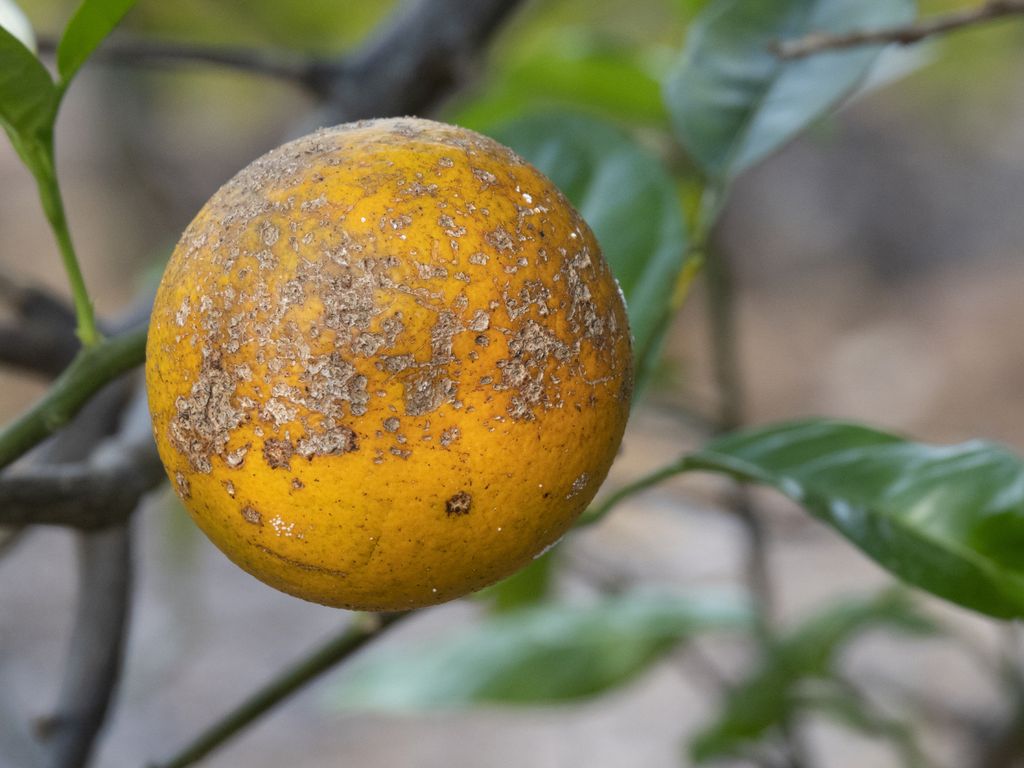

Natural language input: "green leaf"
[57,0,137,84]
[664,0,915,182]
[691,590,936,762]
[0,23,55,142]
[456,46,667,130]
[687,419,1024,619]
[328,591,749,711]
[474,549,557,614]
[0,0,36,51]
[490,112,690,371]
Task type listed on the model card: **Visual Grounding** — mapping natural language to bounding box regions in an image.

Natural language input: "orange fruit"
[146,117,632,610]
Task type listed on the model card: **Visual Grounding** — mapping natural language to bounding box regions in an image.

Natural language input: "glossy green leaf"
[691,590,936,762]
[664,0,915,182]
[0,24,54,142]
[57,0,137,84]
[490,112,690,368]
[687,419,1024,619]
[329,591,749,710]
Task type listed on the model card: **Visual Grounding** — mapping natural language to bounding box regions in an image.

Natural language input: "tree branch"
[39,525,133,768]
[29,382,148,768]
[0,324,147,471]
[314,0,526,121]
[0,436,163,529]
[0,276,80,376]
[36,0,525,122]
[776,0,1024,58]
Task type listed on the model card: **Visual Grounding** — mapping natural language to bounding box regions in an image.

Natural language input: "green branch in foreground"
[151,612,410,768]
[0,325,147,470]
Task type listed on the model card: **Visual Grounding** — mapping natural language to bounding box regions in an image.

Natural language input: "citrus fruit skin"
[146,117,632,611]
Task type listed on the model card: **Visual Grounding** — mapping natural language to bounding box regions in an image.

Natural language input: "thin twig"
[777,0,1024,58]
[35,35,319,84]
[151,613,410,768]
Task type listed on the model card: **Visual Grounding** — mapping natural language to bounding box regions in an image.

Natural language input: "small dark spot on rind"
[446,491,472,517]
[291,478,305,490]
[263,438,294,469]
[241,506,262,525]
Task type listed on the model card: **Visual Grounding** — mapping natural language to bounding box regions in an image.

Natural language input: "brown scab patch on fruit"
[241,505,262,525]
[566,472,589,499]
[263,438,294,469]
[175,472,191,500]
[302,352,370,418]
[383,417,401,433]
[439,426,461,447]
[225,443,250,468]
[291,478,304,491]
[495,320,573,421]
[295,425,357,458]
[169,354,244,473]
[446,491,472,517]
[403,371,457,417]
[223,480,236,498]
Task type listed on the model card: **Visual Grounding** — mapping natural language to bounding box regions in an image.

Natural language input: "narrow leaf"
[57,0,137,84]
[0,23,54,141]
[664,0,915,182]
[491,112,691,371]
[328,591,749,711]
[0,0,36,51]
[687,419,1024,619]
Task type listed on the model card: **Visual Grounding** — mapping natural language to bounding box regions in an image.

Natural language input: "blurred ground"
[3,4,1024,767]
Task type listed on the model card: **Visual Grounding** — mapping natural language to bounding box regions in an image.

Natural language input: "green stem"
[151,613,409,768]
[578,458,691,527]
[28,139,102,347]
[0,326,147,470]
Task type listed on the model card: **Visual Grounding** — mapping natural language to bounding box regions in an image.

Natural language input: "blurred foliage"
[474,550,557,614]
[327,591,750,711]
[690,590,937,762]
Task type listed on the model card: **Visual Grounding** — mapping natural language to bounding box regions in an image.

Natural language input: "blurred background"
[3,0,1024,766]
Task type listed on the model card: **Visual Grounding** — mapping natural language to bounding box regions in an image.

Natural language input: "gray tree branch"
[32,388,151,768]
[39,525,133,768]
[313,0,525,121]
[0,276,80,376]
